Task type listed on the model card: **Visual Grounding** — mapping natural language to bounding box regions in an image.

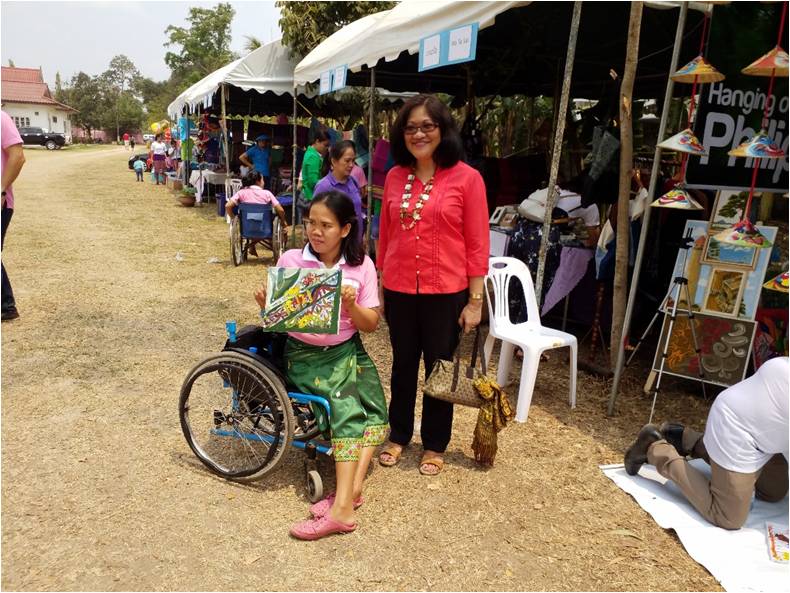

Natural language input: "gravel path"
[1,146,720,591]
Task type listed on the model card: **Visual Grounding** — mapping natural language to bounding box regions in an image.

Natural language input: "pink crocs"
[289,515,357,541]
[309,492,364,518]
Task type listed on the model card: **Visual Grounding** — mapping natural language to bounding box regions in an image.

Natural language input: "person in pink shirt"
[2,110,25,321]
[254,189,388,541]
[376,94,490,476]
[227,170,289,257]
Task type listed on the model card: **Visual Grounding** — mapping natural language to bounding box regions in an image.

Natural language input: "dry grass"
[1,146,720,591]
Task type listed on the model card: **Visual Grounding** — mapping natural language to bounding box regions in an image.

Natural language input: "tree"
[164,3,236,86]
[101,55,142,141]
[276,1,395,59]
[135,76,181,124]
[62,72,110,139]
[243,35,262,53]
[54,71,65,103]
[7,59,14,67]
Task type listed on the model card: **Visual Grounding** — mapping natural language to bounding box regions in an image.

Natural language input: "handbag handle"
[450,327,488,391]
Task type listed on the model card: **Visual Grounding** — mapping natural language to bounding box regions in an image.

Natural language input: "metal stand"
[624,229,707,422]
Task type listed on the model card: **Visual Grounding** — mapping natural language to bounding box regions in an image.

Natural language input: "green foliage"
[717,191,749,219]
[276,1,395,59]
[477,96,554,157]
[7,59,14,67]
[135,77,181,124]
[164,3,236,86]
[104,55,141,93]
[60,72,110,136]
[243,35,263,53]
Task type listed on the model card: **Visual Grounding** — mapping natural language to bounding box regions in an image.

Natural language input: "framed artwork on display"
[701,268,747,317]
[651,312,756,387]
[708,189,759,234]
[700,235,758,270]
[662,220,777,320]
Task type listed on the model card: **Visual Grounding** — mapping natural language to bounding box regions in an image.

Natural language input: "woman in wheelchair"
[227,170,289,257]
[254,190,388,540]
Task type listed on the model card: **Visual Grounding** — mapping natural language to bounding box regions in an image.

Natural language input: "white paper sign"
[448,25,474,62]
[421,34,441,70]
[319,71,332,95]
[332,65,347,91]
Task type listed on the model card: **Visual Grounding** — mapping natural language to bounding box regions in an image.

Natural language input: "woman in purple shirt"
[314,141,364,243]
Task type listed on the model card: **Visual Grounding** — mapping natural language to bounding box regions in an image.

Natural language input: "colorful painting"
[752,307,789,369]
[765,522,789,563]
[261,267,342,334]
[702,269,746,317]
[651,312,756,387]
[701,235,758,269]
[663,220,777,320]
[709,190,755,234]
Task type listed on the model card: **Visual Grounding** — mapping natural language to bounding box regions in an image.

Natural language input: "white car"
[142,134,155,142]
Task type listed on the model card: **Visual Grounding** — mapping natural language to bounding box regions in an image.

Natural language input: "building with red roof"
[1,66,77,142]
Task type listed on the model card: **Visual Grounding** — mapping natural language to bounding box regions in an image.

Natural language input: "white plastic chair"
[225,179,244,224]
[484,256,577,423]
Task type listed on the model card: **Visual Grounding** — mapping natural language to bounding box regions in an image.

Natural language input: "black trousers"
[1,206,15,312]
[384,288,467,452]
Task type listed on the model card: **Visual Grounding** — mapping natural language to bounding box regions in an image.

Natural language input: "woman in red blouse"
[377,94,489,475]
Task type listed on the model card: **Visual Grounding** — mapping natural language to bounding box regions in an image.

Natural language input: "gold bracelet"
[469,292,484,301]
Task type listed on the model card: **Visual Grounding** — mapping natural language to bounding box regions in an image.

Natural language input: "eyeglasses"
[404,122,438,136]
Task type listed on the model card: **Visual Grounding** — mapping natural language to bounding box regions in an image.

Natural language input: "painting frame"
[261,267,342,334]
[700,235,758,270]
[701,268,747,317]
[651,312,757,388]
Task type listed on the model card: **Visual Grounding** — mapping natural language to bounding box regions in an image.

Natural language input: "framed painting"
[708,189,759,234]
[701,268,747,317]
[651,312,756,387]
[261,267,342,334]
[700,235,758,270]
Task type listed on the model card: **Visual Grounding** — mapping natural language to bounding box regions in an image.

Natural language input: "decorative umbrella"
[742,46,789,77]
[651,186,703,210]
[712,219,773,248]
[671,55,726,83]
[728,130,786,158]
[763,271,789,293]
[657,128,708,156]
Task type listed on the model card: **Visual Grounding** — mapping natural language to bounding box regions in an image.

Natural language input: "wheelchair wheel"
[307,470,323,503]
[272,218,286,262]
[229,216,243,266]
[179,351,295,481]
[291,401,323,442]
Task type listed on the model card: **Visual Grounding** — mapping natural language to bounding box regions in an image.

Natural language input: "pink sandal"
[289,515,357,540]
[309,492,364,518]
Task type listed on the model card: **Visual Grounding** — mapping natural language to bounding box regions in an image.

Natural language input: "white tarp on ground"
[168,39,299,118]
[293,1,713,86]
[601,461,790,593]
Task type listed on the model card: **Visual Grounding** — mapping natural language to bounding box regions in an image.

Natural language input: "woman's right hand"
[254,285,267,309]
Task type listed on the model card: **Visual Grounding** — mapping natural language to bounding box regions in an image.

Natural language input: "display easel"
[625,227,707,422]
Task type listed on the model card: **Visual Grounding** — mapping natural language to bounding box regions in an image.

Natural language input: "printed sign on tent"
[319,70,332,95]
[331,65,348,92]
[419,22,479,72]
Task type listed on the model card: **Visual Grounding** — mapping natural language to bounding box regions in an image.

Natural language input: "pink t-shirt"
[1,111,23,209]
[276,246,380,347]
[227,186,280,208]
[350,164,367,189]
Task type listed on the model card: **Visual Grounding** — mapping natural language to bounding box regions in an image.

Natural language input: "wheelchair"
[178,322,331,501]
[229,203,288,265]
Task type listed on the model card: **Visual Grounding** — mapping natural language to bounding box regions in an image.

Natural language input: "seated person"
[624,356,789,530]
[226,170,289,257]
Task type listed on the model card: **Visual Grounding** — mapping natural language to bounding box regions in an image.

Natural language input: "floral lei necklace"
[400,170,435,230]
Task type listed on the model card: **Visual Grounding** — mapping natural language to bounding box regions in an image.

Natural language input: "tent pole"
[607,2,688,416]
[366,68,376,256]
[534,0,583,305]
[291,85,298,248]
[221,83,231,175]
[611,1,644,369]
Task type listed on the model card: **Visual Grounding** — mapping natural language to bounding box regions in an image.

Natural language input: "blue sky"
[1,1,282,86]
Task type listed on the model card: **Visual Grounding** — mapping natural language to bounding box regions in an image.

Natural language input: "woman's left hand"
[458,302,482,334]
[340,285,357,312]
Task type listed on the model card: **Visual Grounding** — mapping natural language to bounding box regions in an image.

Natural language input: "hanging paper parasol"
[657,128,708,156]
[763,271,789,292]
[742,46,789,77]
[728,130,786,158]
[713,219,773,248]
[651,186,703,210]
[671,55,726,83]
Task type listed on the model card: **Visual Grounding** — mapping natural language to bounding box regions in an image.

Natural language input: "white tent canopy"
[293,0,713,88]
[294,1,528,86]
[168,39,301,118]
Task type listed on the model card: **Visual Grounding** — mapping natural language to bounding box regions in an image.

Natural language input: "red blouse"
[377,161,490,294]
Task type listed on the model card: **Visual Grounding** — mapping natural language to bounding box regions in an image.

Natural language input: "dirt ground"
[1,146,722,591]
